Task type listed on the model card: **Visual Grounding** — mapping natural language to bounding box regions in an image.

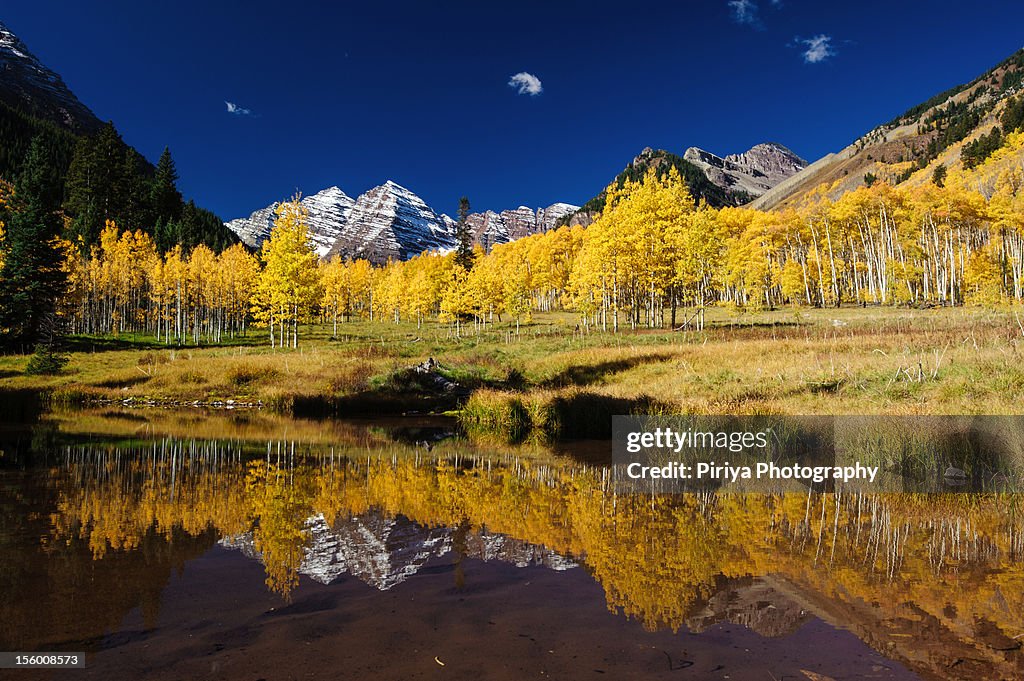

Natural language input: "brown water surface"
[1,407,1021,680]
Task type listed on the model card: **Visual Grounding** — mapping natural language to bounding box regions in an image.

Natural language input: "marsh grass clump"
[93,372,150,389]
[836,417,1018,481]
[462,388,670,442]
[262,389,296,413]
[177,370,207,385]
[502,367,529,391]
[461,390,533,443]
[325,363,374,394]
[375,367,442,395]
[136,351,171,370]
[226,363,280,387]
[351,343,400,360]
[48,386,102,405]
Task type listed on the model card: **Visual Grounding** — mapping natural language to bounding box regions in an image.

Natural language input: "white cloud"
[799,35,836,63]
[225,101,253,116]
[728,0,760,26]
[508,72,543,96]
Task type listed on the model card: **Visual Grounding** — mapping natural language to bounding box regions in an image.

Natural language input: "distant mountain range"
[225,182,582,262]
[224,141,807,263]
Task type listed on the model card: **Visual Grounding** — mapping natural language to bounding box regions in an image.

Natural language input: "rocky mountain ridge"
[226,182,580,263]
[0,20,101,133]
[466,203,581,248]
[683,142,807,201]
[562,142,805,226]
[224,186,355,258]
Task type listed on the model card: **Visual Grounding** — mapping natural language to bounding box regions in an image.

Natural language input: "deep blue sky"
[5,1,1024,218]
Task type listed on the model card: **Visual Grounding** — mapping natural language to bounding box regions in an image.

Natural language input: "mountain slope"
[324,181,455,262]
[466,202,580,248]
[0,20,101,134]
[0,20,237,252]
[753,48,1024,210]
[226,186,355,258]
[575,148,734,219]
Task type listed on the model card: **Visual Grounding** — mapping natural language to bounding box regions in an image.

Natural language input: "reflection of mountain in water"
[219,509,576,591]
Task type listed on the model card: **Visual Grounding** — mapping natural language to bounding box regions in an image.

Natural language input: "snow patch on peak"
[226,180,581,263]
[325,182,455,262]
[225,188,355,258]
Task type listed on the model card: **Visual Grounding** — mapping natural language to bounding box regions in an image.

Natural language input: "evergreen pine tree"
[151,146,183,227]
[62,125,233,253]
[154,216,179,253]
[179,200,202,252]
[454,196,474,270]
[64,122,145,246]
[0,136,68,351]
[121,146,152,229]
[63,134,100,245]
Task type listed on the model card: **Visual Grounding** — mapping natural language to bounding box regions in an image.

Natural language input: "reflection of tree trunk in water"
[452,518,470,589]
[829,490,840,566]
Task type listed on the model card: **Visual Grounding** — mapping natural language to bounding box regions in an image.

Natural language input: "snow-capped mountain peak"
[226,180,580,263]
[324,181,455,262]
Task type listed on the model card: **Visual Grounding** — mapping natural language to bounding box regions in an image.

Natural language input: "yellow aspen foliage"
[404,252,455,327]
[964,243,1003,305]
[218,243,260,339]
[51,162,1024,339]
[439,264,474,337]
[320,256,349,334]
[252,198,322,348]
[0,179,10,274]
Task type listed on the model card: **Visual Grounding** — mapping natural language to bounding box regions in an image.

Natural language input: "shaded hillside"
[0,100,77,190]
[0,20,101,134]
[0,20,236,253]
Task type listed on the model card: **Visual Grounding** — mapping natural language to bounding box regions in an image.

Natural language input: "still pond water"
[1,406,1022,680]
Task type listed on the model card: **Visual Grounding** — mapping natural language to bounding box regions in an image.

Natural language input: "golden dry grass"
[1,306,1022,416]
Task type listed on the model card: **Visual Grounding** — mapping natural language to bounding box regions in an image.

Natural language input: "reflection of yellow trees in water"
[574,494,725,630]
[244,460,318,596]
[49,443,1024,642]
[50,440,249,558]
